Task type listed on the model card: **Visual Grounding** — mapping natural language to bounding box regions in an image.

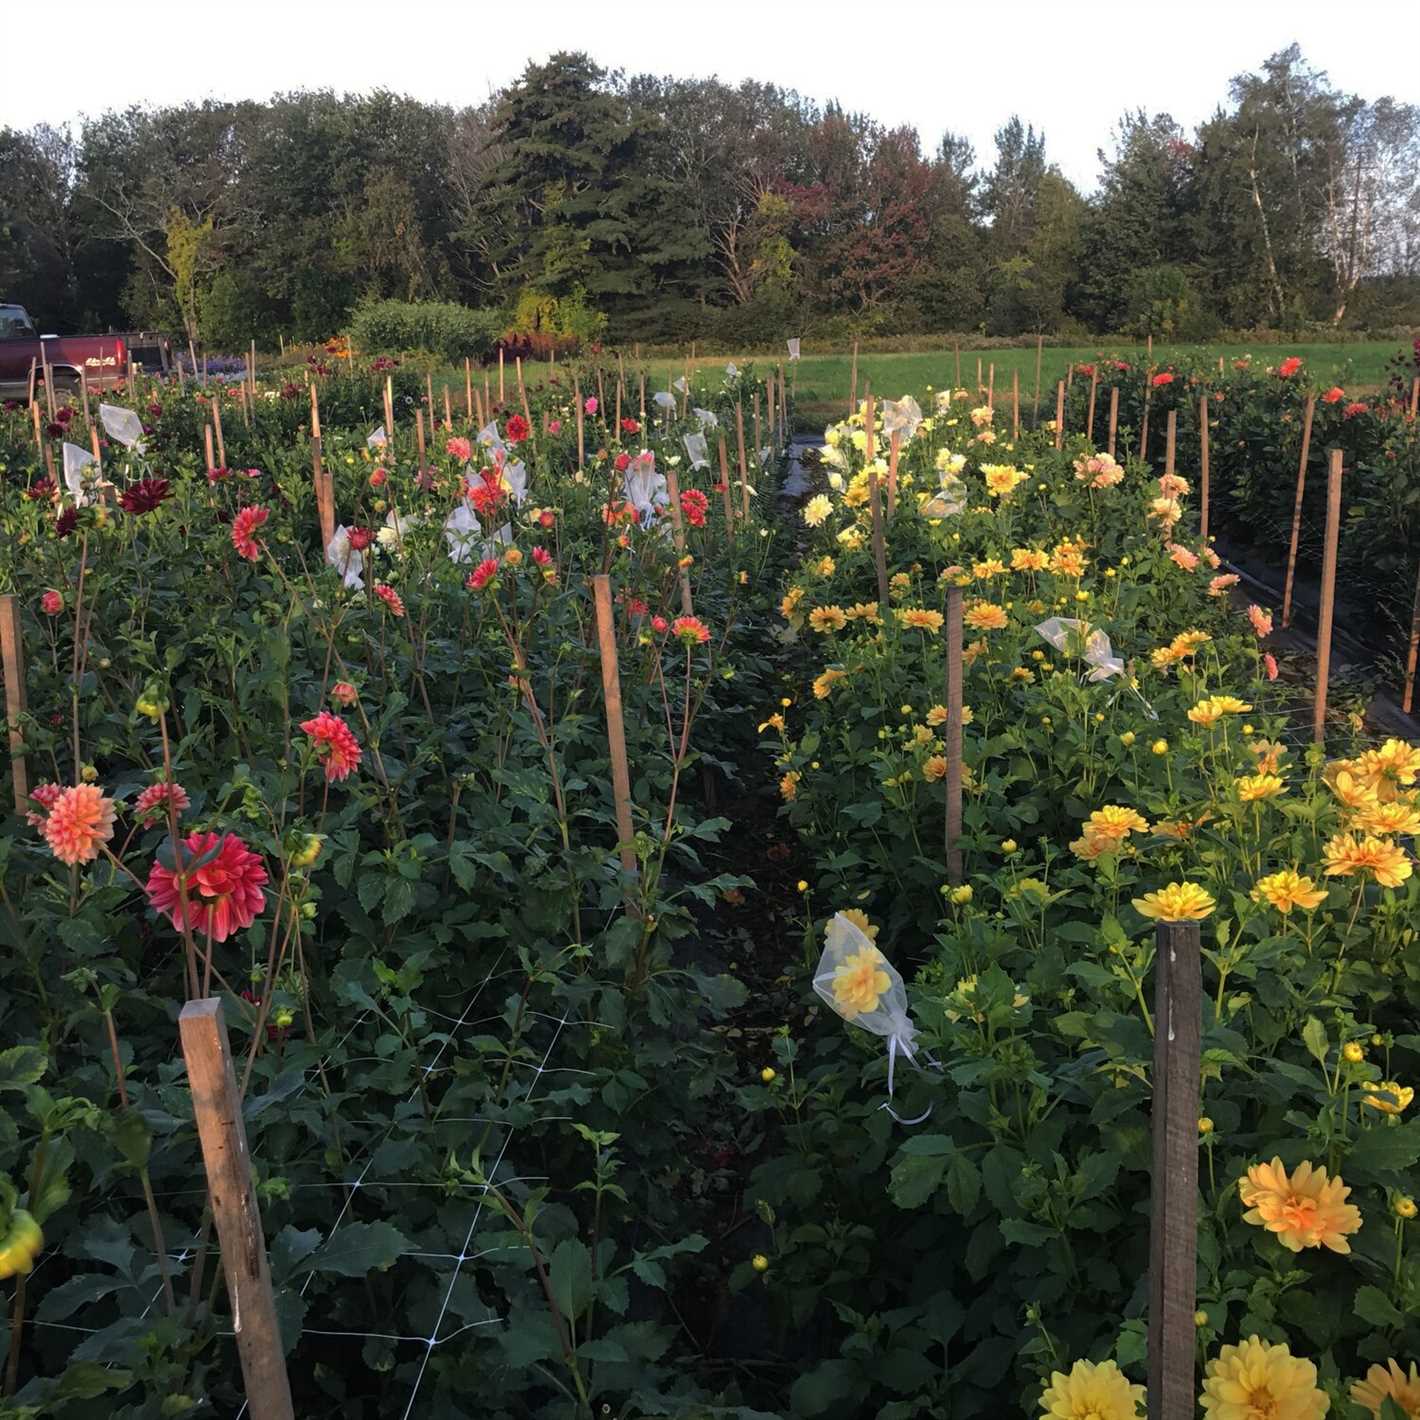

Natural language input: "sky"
[6,0,1418,192]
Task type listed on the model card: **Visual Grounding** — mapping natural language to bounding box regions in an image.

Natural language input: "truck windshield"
[0,309,36,338]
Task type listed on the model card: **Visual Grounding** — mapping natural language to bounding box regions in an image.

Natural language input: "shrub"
[350,298,502,362]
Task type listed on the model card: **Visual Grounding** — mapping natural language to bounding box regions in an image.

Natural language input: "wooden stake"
[716,435,735,540]
[425,371,435,431]
[204,425,216,475]
[953,342,961,389]
[849,340,858,418]
[1402,559,1420,716]
[1011,370,1020,441]
[1033,335,1043,423]
[212,397,227,469]
[313,437,333,551]
[734,402,748,515]
[976,357,982,395]
[464,358,473,419]
[944,585,963,884]
[415,409,427,478]
[1199,394,1212,543]
[865,395,889,615]
[1086,367,1099,443]
[590,575,638,896]
[498,347,505,403]
[1313,449,1343,746]
[987,363,994,411]
[887,431,900,520]
[663,468,694,616]
[249,339,257,396]
[178,999,295,1420]
[1107,387,1119,459]
[1139,379,1152,462]
[0,595,28,813]
[443,386,453,432]
[753,393,762,492]
[1146,920,1201,1420]
[574,375,585,470]
[1281,396,1316,628]
[1164,409,1176,477]
[1054,381,1065,450]
[1410,377,1419,421]
[383,377,394,446]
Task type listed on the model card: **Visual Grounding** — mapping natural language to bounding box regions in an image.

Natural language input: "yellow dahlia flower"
[1238,1157,1361,1252]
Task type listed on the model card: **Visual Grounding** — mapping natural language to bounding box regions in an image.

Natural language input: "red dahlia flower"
[375,583,406,617]
[146,831,268,941]
[679,488,709,527]
[467,558,499,591]
[505,414,530,444]
[299,710,363,782]
[120,478,171,515]
[41,590,63,615]
[1151,372,1175,387]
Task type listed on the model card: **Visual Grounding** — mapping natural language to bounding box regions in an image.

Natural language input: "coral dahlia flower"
[231,505,269,561]
[146,831,268,942]
[300,710,362,782]
[375,583,405,617]
[43,784,116,865]
[134,780,191,824]
[1238,1157,1361,1252]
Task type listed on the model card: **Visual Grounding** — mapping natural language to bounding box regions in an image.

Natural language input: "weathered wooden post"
[590,575,639,901]
[1313,448,1343,746]
[1281,395,1316,628]
[1147,919,1202,1420]
[0,595,28,813]
[179,999,295,1420]
[944,585,963,884]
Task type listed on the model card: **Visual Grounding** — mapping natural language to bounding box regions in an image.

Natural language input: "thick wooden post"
[179,999,294,1420]
[1147,920,1201,1420]
[1199,394,1212,542]
[1281,396,1316,628]
[944,586,963,884]
[1313,449,1343,746]
[590,576,638,894]
[663,468,694,616]
[1,595,28,813]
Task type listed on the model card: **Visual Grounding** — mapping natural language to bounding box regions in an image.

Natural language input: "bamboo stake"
[1281,396,1316,627]
[987,363,995,411]
[663,468,694,615]
[1107,387,1119,459]
[484,372,491,420]
[1011,370,1020,441]
[944,585,963,884]
[415,409,427,480]
[383,378,394,445]
[313,433,333,551]
[638,372,645,423]
[866,395,889,615]
[178,999,294,1420]
[465,358,473,419]
[1411,377,1419,421]
[79,369,92,430]
[425,371,435,431]
[614,376,621,440]
[498,347,505,403]
[239,383,250,429]
[204,425,216,475]
[0,595,28,813]
[953,342,961,389]
[590,575,638,897]
[1146,919,1202,1420]
[1313,449,1344,746]
[1086,368,1099,443]
[976,357,982,395]
[1054,381,1065,449]
[26,358,36,408]
[443,386,453,432]
[31,400,42,450]
[249,340,257,397]
[1199,393,1212,543]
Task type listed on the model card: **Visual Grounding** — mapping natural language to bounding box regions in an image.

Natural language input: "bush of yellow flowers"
[745,384,1420,1418]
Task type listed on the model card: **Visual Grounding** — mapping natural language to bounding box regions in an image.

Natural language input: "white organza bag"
[1034,617,1123,681]
[99,403,144,450]
[811,913,934,1124]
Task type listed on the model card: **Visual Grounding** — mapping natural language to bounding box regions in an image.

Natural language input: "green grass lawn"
[433,340,1403,430]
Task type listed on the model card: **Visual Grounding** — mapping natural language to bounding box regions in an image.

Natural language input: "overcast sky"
[7,0,1418,192]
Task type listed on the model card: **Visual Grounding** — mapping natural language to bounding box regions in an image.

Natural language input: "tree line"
[1,45,1417,349]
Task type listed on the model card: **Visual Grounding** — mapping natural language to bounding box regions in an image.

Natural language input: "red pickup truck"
[0,303,171,400]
